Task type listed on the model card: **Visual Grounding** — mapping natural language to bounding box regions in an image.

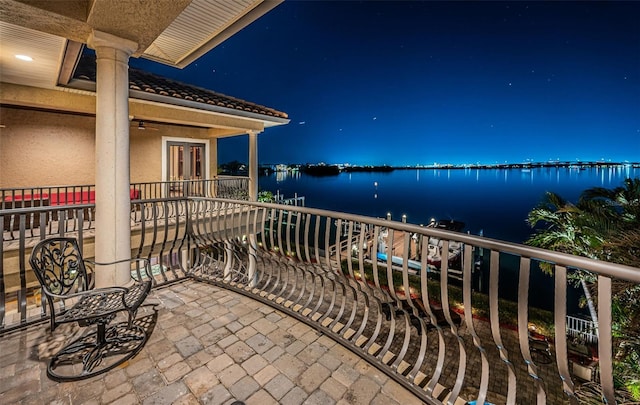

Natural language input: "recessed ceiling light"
[15,55,33,62]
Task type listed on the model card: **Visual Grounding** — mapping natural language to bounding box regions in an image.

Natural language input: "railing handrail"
[0,184,95,192]
[1,178,247,190]
[193,197,640,283]
[0,203,96,215]
[130,177,247,185]
[216,175,250,179]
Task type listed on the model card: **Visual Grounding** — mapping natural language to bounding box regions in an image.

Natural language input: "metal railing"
[2,196,639,404]
[1,184,96,206]
[1,179,248,241]
[131,177,249,200]
[1,177,248,206]
[273,191,305,206]
[566,315,598,344]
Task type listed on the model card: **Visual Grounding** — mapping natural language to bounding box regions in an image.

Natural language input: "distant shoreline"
[395,161,640,170]
[257,161,640,176]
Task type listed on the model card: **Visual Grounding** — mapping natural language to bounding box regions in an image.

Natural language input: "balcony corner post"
[87,30,138,287]
[247,130,261,201]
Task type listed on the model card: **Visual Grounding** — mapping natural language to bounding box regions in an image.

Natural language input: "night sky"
[129,1,640,166]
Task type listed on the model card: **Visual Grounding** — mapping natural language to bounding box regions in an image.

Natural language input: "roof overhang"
[0,0,283,90]
[0,81,285,136]
[0,0,289,132]
[0,0,283,68]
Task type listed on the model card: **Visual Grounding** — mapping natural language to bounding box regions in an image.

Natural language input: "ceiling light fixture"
[15,54,33,62]
[135,120,158,131]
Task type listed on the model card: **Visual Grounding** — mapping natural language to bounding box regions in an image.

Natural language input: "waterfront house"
[1,0,289,287]
[1,1,639,404]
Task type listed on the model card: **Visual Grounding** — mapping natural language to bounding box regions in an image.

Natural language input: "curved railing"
[188,198,640,405]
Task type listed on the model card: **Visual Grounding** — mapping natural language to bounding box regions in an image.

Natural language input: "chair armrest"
[84,257,152,282]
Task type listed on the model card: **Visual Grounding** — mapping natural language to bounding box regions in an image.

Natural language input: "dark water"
[260,166,638,243]
[260,166,638,313]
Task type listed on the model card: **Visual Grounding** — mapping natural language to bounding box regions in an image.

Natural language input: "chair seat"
[56,281,152,325]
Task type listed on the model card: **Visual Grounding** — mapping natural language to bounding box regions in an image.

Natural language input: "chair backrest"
[29,237,90,298]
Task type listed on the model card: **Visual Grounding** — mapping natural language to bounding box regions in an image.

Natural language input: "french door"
[166,141,206,195]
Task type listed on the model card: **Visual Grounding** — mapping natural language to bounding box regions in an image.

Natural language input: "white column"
[248,130,260,201]
[247,130,260,286]
[207,129,218,180]
[88,31,137,287]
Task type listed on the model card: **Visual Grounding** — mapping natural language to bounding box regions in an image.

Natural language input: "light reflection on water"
[261,166,638,243]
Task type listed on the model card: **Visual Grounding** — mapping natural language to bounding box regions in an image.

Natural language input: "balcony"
[2,192,639,404]
[1,279,425,404]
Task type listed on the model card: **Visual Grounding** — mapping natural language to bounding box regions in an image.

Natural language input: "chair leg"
[47,320,147,382]
[96,322,107,345]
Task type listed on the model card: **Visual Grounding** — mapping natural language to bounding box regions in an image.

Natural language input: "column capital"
[87,30,137,55]
[247,130,263,136]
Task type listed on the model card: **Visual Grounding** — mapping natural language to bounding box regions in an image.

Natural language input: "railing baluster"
[18,214,27,322]
[0,224,5,327]
[488,250,518,404]
[391,231,412,371]
[440,239,467,404]
[554,265,577,402]
[419,235,442,394]
[597,275,614,404]
[463,244,490,404]
[516,257,547,404]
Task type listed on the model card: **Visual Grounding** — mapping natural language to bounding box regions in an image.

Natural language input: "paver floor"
[0,279,425,405]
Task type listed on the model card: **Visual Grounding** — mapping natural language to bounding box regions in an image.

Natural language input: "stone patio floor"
[0,279,426,405]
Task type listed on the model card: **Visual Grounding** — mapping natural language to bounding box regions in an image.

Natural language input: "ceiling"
[0,0,282,89]
[0,21,67,89]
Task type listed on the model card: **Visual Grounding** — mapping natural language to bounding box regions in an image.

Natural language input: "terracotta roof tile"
[72,55,288,120]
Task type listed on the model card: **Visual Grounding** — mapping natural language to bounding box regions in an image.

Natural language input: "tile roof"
[72,55,288,120]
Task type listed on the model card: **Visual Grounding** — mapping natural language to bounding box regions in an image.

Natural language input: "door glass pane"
[169,145,185,181]
[168,144,185,195]
[190,145,203,179]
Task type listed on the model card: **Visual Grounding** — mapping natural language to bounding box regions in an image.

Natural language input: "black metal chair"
[29,237,153,381]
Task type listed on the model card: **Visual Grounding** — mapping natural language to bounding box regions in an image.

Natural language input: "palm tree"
[581,178,640,223]
[526,191,602,327]
[581,178,640,398]
[581,178,640,266]
[526,178,640,400]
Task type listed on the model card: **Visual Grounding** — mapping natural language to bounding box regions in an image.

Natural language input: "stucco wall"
[0,107,95,188]
[1,106,218,188]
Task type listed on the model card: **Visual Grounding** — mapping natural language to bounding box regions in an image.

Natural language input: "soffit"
[0,0,282,67]
[0,21,66,88]
[145,0,268,67]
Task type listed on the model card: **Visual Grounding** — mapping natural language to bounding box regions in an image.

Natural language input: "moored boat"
[426,219,465,269]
